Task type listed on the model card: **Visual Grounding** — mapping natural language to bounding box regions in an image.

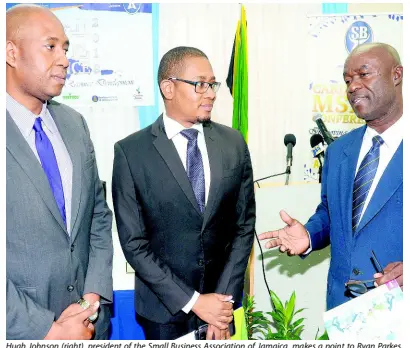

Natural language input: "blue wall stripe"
[137,3,161,129]
[322,3,348,14]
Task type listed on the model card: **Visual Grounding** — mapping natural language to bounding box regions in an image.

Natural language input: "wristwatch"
[77,297,99,322]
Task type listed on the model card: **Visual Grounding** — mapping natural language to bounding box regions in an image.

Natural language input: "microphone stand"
[317,157,323,184]
[285,166,291,186]
[254,167,290,188]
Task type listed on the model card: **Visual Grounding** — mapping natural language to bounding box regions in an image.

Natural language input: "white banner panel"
[52,3,154,107]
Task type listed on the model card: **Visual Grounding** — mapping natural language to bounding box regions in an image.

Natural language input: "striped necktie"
[352,135,384,232]
[180,128,205,213]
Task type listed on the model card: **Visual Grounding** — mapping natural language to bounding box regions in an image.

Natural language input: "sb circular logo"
[123,3,142,15]
[345,21,373,53]
[92,95,99,102]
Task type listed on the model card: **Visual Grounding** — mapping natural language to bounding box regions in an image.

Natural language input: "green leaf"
[267,312,285,326]
[293,325,305,337]
[290,317,305,330]
[252,311,265,318]
[294,308,306,316]
[285,291,296,323]
[267,332,285,340]
[317,330,329,340]
[288,333,302,340]
[270,290,284,312]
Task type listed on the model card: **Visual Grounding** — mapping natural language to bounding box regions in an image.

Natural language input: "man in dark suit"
[112,46,256,340]
[6,5,113,339]
[259,43,403,309]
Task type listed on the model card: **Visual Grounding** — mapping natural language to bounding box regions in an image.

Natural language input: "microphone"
[310,133,325,183]
[310,133,325,162]
[284,134,296,171]
[313,113,334,145]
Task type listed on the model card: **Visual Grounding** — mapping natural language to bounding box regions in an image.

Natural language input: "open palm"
[258,210,310,255]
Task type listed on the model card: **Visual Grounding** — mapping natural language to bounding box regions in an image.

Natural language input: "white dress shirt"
[162,112,211,313]
[6,93,73,234]
[305,116,403,253]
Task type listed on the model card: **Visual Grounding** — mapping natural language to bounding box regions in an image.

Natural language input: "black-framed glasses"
[168,77,221,94]
[345,250,384,296]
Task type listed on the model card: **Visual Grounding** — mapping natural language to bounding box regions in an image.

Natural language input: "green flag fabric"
[227,5,248,143]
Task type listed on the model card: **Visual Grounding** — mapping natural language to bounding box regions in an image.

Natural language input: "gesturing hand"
[258,210,310,255]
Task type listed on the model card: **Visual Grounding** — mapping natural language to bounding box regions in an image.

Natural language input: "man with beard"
[259,43,403,309]
[112,46,255,340]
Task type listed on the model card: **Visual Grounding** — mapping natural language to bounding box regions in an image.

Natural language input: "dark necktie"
[180,128,205,213]
[33,117,67,226]
[352,135,384,232]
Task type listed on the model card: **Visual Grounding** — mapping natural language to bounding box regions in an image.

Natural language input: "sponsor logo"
[62,93,80,100]
[133,87,143,100]
[123,3,142,15]
[345,21,373,53]
[92,95,118,102]
[67,59,92,80]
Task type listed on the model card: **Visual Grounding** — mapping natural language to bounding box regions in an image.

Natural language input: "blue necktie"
[352,135,384,232]
[180,129,205,213]
[33,117,66,226]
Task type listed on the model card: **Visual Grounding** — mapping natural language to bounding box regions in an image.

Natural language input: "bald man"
[6,5,113,339]
[259,43,403,309]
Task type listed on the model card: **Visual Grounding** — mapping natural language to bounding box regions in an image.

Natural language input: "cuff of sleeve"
[182,291,200,314]
[302,229,313,255]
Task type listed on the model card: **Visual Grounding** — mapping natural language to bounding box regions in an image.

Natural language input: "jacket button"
[67,285,74,292]
[198,259,204,266]
[352,268,361,276]
[71,245,75,252]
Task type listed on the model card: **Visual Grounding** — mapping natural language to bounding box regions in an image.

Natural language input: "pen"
[372,250,384,275]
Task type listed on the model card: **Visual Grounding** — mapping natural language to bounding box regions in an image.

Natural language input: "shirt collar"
[163,111,204,140]
[364,116,403,149]
[6,93,56,139]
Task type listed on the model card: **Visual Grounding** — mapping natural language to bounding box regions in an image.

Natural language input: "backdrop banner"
[45,3,155,107]
[304,13,403,181]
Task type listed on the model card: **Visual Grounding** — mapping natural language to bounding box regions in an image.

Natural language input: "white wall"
[254,184,329,339]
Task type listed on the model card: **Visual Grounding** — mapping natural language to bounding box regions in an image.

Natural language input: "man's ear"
[6,40,18,68]
[160,80,174,100]
[393,65,403,86]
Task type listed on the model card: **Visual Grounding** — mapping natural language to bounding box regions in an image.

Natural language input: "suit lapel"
[6,112,68,235]
[48,103,83,239]
[355,141,403,234]
[338,126,366,246]
[202,123,223,229]
[152,115,202,217]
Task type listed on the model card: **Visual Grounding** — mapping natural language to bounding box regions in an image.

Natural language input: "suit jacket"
[305,125,403,310]
[6,101,113,339]
[112,115,256,324]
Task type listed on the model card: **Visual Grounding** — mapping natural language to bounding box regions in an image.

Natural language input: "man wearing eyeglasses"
[259,43,403,309]
[112,46,255,340]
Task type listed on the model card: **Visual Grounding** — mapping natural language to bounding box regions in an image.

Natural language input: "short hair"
[157,46,208,91]
[349,42,401,65]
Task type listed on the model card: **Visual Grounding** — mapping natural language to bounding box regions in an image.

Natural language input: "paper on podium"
[323,280,404,340]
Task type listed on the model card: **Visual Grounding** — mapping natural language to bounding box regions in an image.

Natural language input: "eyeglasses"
[168,77,221,94]
[345,279,377,295]
[345,250,384,296]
